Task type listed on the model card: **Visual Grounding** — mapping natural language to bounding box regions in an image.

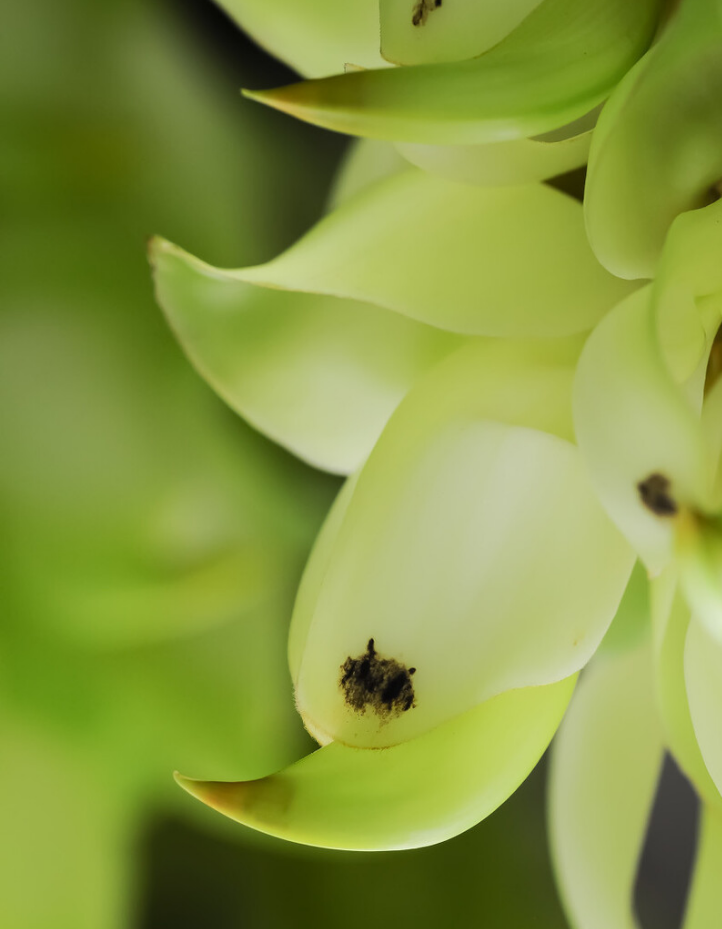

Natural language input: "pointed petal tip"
[241,84,311,122]
[147,235,177,269]
[242,86,283,109]
[174,771,249,817]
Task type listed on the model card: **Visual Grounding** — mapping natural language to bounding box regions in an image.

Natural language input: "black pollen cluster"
[637,472,678,517]
[340,639,416,719]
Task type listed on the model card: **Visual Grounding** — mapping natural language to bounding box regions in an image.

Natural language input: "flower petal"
[652,202,722,384]
[175,673,575,851]
[549,644,664,929]
[379,0,544,67]
[150,237,462,474]
[650,570,721,807]
[397,130,591,187]
[585,0,722,279]
[292,339,632,748]
[207,171,634,337]
[245,0,663,144]
[328,139,408,209]
[573,285,711,572]
[216,0,386,78]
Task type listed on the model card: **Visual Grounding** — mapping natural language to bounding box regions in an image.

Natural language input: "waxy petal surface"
[293,340,632,748]
[176,674,575,851]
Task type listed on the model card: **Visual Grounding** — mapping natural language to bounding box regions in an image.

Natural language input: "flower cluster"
[152,1,722,924]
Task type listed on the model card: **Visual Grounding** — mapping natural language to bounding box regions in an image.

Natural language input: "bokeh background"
[1,0,697,926]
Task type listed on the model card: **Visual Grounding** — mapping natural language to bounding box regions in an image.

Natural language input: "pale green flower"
[154,147,636,849]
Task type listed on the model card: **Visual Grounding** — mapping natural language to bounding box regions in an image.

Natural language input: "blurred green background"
[0,0,591,925]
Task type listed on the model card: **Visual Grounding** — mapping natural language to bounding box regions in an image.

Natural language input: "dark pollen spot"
[340,639,417,719]
[412,0,442,26]
[638,473,678,517]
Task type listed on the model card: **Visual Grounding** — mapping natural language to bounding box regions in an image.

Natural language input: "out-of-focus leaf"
[0,713,133,929]
[245,0,663,144]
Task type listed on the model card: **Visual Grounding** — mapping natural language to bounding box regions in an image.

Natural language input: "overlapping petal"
[216,0,387,78]
[292,339,632,749]
[175,673,575,851]
[152,169,632,475]
[397,128,592,188]
[650,570,721,807]
[586,0,722,279]
[574,286,712,573]
[150,236,462,474]
[245,0,663,145]
[379,0,545,67]
[158,171,630,337]
[549,643,663,929]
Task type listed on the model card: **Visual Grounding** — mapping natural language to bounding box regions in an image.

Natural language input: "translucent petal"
[150,237,463,475]
[206,171,633,337]
[215,0,386,78]
[685,617,722,800]
[397,131,591,187]
[585,0,722,279]
[245,0,663,144]
[293,339,632,748]
[549,644,663,929]
[573,285,711,573]
[379,0,544,67]
[175,673,575,851]
[683,806,722,929]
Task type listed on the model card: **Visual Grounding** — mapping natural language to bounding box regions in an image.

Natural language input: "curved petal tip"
[173,772,249,817]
